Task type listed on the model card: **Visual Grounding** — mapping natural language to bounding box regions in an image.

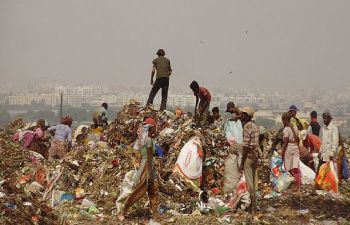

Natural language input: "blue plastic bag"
[155,144,164,158]
[342,157,350,179]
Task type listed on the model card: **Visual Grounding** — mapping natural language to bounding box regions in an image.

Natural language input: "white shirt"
[320,122,339,161]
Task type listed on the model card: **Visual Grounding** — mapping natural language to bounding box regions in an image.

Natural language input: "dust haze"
[1,0,350,91]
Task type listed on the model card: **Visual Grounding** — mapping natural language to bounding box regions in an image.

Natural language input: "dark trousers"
[244,158,257,213]
[147,77,169,111]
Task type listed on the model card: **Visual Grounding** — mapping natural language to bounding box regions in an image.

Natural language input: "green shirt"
[140,137,156,160]
[153,56,172,78]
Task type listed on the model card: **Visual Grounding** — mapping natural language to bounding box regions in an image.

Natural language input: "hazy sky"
[1,0,350,90]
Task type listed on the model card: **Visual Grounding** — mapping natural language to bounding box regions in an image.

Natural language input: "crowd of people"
[10,49,349,222]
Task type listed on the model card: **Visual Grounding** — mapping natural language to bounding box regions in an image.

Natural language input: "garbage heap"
[106,100,230,191]
[1,101,232,224]
[0,119,59,225]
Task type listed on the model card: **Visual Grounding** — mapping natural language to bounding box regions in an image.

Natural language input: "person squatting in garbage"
[299,129,321,171]
[146,49,172,111]
[92,102,108,130]
[47,116,73,161]
[190,80,212,126]
[239,107,259,214]
[117,117,159,221]
[209,106,223,129]
[281,112,302,190]
[14,119,49,158]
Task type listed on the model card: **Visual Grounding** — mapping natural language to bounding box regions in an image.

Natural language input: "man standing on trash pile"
[300,129,321,171]
[146,49,172,111]
[318,111,339,173]
[308,111,321,136]
[117,117,159,221]
[190,81,211,126]
[92,103,108,129]
[289,105,308,131]
[239,107,259,214]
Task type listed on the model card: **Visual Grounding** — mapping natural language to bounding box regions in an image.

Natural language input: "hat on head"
[322,111,332,119]
[144,117,156,126]
[299,130,308,141]
[289,105,299,111]
[226,102,235,112]
[241,107,255,117]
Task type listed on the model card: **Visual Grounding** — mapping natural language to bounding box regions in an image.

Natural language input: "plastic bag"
[115,170,138,212]
[315,161,338,193]
[275,172,294,192]
[227,174,250,210]
[342,157,350,179]
[299,160,316,185]
[270,155,294,192]
[223,120,243,144]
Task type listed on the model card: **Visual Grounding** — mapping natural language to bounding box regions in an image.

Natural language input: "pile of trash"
[0,101,234,224]
[0,119,59,225]
[2,103,350,224]
[106,100,230,191]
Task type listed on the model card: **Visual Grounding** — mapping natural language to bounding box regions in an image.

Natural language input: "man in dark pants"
[147,49,172,111]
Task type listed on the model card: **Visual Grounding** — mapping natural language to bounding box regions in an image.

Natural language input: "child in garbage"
[190,81,211,126]
[117,117,159,221]
[211,107,223,128]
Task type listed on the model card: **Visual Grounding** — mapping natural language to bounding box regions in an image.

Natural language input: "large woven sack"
[223,154,241,193]
[175,137,203,180]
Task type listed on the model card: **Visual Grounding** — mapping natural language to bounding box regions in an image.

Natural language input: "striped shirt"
[243,121,260,161]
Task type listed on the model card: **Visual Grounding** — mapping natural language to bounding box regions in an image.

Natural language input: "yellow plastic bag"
[315,161,338,193]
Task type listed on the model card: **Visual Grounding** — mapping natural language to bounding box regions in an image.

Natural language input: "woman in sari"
[281,112,302,189]
[117,117,159,221]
